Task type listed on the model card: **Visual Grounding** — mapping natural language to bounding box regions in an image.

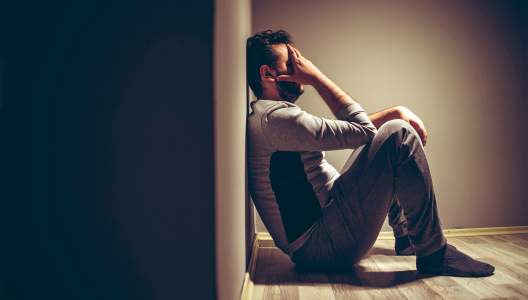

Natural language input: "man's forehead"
[271,44,289,62]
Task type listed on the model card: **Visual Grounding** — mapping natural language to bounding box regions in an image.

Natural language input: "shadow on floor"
[252,246,435,287]
[365,246,395,256]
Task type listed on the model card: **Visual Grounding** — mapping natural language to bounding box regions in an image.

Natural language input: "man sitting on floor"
[246,29,494,277]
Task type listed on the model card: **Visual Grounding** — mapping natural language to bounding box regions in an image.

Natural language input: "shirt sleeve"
[262,102,378,152]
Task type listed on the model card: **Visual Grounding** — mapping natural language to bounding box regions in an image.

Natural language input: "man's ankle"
[395,235,415,256]
[417,243,447,260]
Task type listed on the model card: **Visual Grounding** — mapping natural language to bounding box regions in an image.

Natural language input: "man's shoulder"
[250,99,301,121]
[252,99,298,112]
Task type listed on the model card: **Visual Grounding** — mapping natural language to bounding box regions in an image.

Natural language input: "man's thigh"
[291,221,341,271]
[326,137,397,262]
[330,136,396,218]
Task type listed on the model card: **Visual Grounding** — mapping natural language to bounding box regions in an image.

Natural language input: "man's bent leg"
[326,119,446,266]
[327,119,494,277]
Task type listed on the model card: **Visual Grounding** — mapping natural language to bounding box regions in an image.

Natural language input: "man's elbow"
[364,126,378,143]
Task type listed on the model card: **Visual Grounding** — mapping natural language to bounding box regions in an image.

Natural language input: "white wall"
[252,0,528,233]
[214,0,251,299]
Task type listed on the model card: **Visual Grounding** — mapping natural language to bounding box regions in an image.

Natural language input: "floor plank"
[251,234,528,300]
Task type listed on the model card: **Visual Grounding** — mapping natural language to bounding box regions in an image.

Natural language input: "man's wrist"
[394,106,409,120]
[309,71,328,87]
[368,106,404,129]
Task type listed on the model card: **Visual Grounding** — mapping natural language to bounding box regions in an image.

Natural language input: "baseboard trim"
[240,226,528,299]
[377,226,528,239]
[256,226,528,246]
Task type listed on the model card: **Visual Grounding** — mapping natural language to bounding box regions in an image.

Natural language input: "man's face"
[270,44,304,102]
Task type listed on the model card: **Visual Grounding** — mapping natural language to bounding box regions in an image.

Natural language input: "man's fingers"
[409,119,427,146]
[291,45,302,58]
[419,121,428,146]
[418,128,427,146]
[287,44,298,60]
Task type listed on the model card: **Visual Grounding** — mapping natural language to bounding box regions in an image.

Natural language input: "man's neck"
[259,89,282,101]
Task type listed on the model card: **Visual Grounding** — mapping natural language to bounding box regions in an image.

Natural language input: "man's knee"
[370,119,421,154]
[364,119,422,163]
[379,119,414,135]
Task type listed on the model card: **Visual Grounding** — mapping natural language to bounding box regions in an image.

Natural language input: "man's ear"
[259,65,276,82]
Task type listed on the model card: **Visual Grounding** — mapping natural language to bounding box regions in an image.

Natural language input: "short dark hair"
[246,29,293,98]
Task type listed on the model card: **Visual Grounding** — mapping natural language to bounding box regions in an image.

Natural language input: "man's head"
[246,29,304,102]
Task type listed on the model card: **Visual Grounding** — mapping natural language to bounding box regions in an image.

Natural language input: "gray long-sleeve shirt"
[247,99,377,257]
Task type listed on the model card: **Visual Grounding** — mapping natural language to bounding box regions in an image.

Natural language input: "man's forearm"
[311,73,357,115]
[311,71,401,129]
[282,44,362,115]
[368,106,402,129]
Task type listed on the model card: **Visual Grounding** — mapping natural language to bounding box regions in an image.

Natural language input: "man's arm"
[264,44,377,152]
[368,106,401,129]
[277,44,366,116]
[263,102,377,152]
[368,106,428,146]
[273,44,427,147]
[276,44,376,134]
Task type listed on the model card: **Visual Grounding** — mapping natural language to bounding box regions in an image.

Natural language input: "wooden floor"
[250,234,528,299]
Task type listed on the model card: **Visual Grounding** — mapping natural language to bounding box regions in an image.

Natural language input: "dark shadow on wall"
[521,1,528,219]
[0,58,3,109]
[0,53,4,300]
[1,1,216,299]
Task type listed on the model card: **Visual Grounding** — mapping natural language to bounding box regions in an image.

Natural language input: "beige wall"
[252,0,527,233]
[215,0,251,299]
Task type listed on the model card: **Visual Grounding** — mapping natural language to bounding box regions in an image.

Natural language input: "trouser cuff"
[414,232,447,257]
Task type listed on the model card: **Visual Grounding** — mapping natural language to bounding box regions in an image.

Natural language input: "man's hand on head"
[276,44,323,86]
[397,106,428,146]
[274,43,360,117]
